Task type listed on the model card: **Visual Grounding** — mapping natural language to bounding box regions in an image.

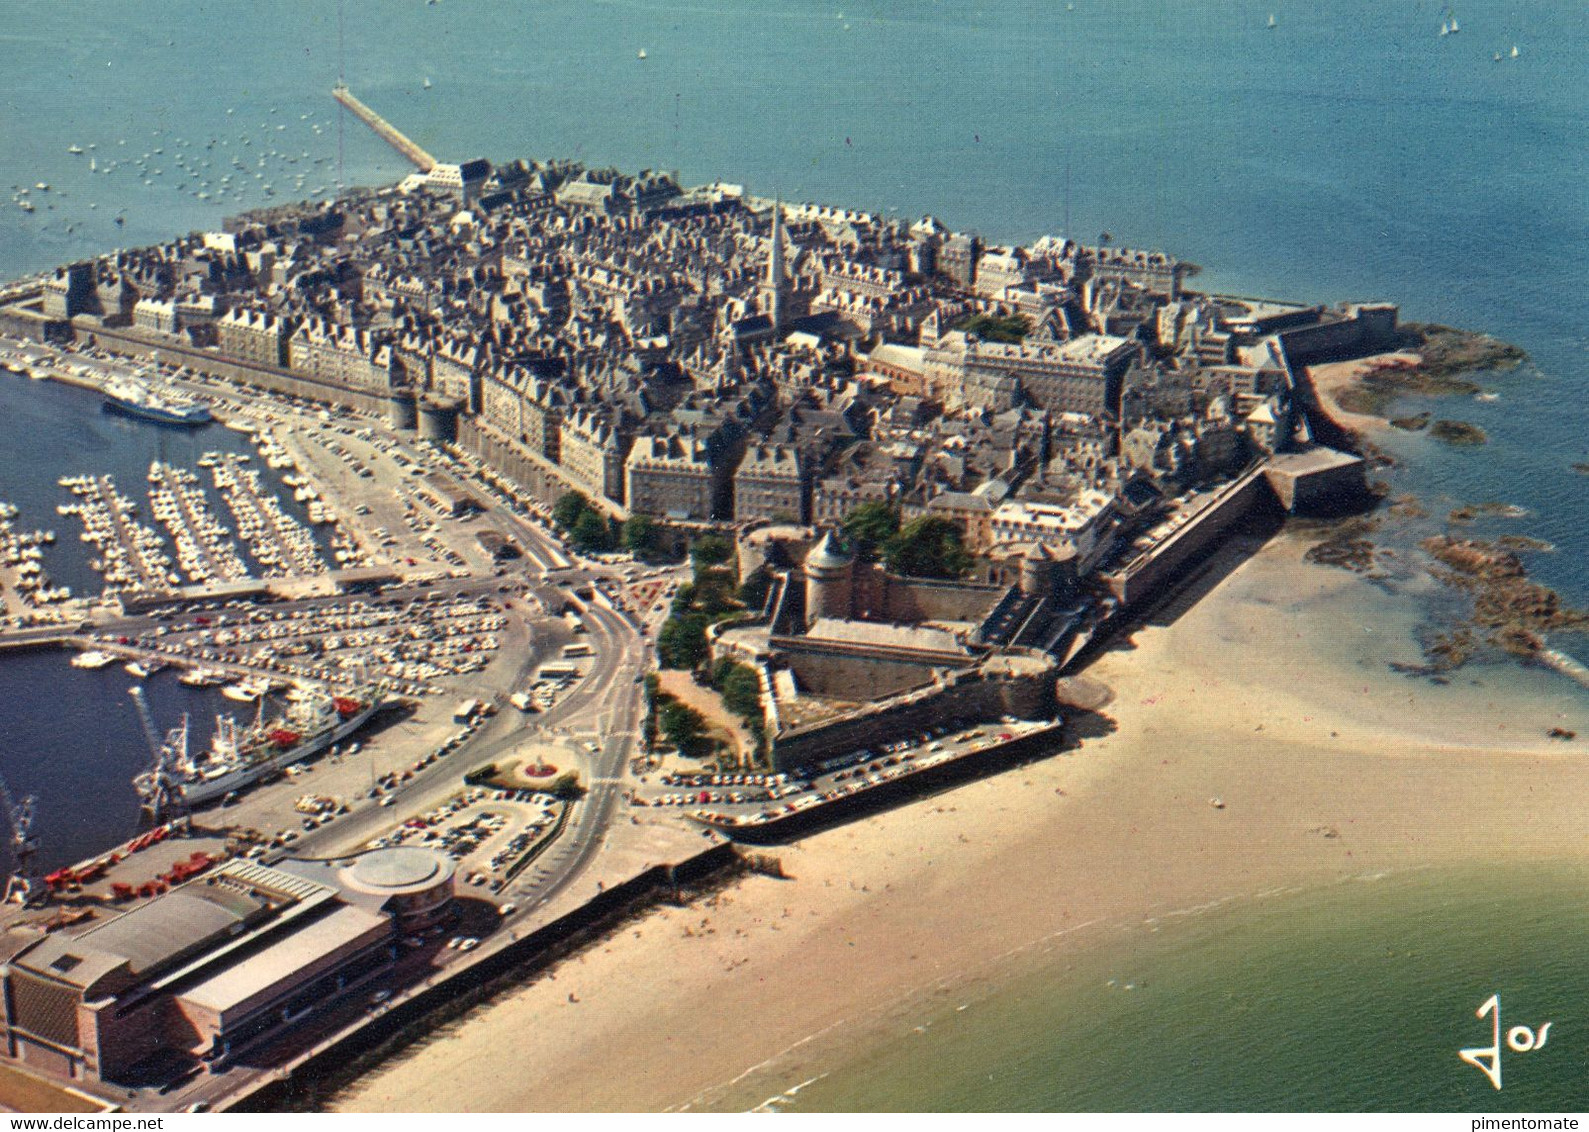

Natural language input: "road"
[6,361,662,1112]
[283,495,651,915]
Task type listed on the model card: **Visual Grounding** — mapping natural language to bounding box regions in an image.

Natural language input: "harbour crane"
[129,685,187,827]
[0,771,40,905]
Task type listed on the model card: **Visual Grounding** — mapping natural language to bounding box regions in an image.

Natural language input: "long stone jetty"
[332,84,437,172]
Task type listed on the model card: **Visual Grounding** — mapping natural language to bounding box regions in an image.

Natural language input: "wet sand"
[1305,353,1421,433]
[333,531,1589,1113]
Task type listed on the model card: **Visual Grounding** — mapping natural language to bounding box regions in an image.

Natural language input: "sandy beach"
[334,529,1589,1113]
[1304,353,1421,434]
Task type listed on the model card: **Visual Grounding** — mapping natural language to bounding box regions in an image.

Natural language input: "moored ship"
[135,684,386,808]
[102,374,212,427]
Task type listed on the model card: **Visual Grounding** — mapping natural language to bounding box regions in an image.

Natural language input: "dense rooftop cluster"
[34,155,1387,566]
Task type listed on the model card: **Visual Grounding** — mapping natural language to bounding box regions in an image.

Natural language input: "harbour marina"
[147,460,250,585]
[59,473,176,593]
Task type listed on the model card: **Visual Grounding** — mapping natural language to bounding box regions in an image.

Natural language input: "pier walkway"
[332,84,436,172]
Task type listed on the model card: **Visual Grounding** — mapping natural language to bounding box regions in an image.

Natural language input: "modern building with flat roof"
[0,848,453,1085]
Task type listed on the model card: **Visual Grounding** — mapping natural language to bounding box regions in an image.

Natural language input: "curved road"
[286,503,649,917]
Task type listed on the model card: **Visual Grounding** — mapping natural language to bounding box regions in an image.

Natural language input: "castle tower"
[1020,542,1079,600]
[804,530,854,626]
[762,201,787,333]
[1019,542,1055,598]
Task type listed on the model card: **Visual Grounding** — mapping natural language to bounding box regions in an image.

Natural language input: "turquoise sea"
[750,865,1589,1112]
[2,0,1588,1111]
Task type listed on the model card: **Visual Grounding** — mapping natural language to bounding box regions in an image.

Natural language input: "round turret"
[1020,543,1054,597]
[804,530,854,625]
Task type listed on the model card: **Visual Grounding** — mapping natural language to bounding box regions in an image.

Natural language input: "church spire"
[763,198,787,332]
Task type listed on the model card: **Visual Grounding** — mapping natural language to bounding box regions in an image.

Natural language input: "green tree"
[571,510,612,552]
[692,569,738,617]
[552,491,590,531]
[641,674,663,750]
[547,769,585,799]
[622,513,657,555]
[954,312,1031,344]
[690,533,734,569]
[720,664,763,721]
[737,568,772,610]
[657,614,709,669]
[660,701,707,755]
[884,516,972,579]
[842,501,900,557]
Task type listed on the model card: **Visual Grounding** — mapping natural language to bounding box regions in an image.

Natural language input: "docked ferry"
[103,375,212,427]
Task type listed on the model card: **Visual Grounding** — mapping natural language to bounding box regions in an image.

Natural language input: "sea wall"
[745,721,1069,842]
[1101,465,1273,606]
[68,321,392,416]
[1263,448,1369,514]
[225,841,740,1112]
[1276,303,1399,366]
[0,302,68,343]
[769,657,1057,773]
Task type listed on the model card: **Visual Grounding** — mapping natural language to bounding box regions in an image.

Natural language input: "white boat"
[179,667,228,688]
[1510,44,1519,58]
[1267,13,1276,29]
[138,686,386,807]
[70,650,117,670]
[423,77,432,89]
[637,48,647,59]
[221,678,270,703]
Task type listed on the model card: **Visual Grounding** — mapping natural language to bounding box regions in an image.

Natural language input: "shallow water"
[759,863,1589,1112]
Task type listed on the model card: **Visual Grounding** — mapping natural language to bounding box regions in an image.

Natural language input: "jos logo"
[1459,994,1551,1090]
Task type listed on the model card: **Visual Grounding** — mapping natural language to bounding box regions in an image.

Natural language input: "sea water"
[757,864,1589,1112]
[1,0,1586,1108]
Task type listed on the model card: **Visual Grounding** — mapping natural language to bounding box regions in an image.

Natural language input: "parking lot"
[365,787,568,896]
